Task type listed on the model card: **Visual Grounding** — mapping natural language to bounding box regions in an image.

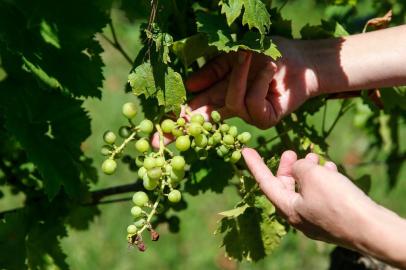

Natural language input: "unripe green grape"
[171,128,183,137]
[119,126,131,138]
[138,166,147,178]
[139,119,154,134]
[134,218,146,228]
[131,206,143,217]
[147,167,162,180]
[219,145,229,155]
[177,118,186,126]
[187,123,202,137]
[175,135,191,152]
[220,124,230,133]
[194,134,208,148]
[223,134,235,145]
[135,138,150,153]
[228,126,238,137]
[165,164,172,174]
[155,156,165,167]
[211,111,221,122]
[216,148,224,157]
[161,119,175,133]
[103,131,116,144]
[238,132,252,144]
[127,224,138,234]
[212,132,222,144]
[171,156,185,171]
[122,102,137,119]
[168,190,182,203]
[143,174,159,190]
[132,191,149,206]
[135,156,144,167]
[170,169,185,182]
[207,137,215,146]
[102,159,117,175]
[230,151,242,163]
[190,113,205,125]
[143,156,156,170]
[101,145,111,156]
[203,122,212,131]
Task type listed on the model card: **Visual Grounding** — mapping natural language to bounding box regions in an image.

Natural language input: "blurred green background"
[5,1,403,269]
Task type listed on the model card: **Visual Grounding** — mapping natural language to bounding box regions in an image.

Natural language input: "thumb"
[242,148,290,210]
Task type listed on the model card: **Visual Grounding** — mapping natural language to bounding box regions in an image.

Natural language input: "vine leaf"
[128,62,186,115]
[196,12,280,59]
[0,77,90,199]
[172,34,213,67]
[219,0,271,36]
[216,196,286,261]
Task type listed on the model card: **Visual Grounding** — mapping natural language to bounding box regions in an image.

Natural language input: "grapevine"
[101,103,251,251]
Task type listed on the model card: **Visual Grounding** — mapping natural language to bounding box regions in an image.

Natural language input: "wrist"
[354,203,406,268]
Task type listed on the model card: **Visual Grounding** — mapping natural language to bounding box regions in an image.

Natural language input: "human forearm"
[299,25,406,95]
[354,203,406,268]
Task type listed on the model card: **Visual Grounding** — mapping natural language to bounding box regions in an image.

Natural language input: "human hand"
[186,37,319,129]
[241,148,379,249]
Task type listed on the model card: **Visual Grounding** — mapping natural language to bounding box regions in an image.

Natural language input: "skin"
[170,25,406,267]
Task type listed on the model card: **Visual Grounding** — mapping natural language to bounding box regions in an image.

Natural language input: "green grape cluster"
[100,102,251,251]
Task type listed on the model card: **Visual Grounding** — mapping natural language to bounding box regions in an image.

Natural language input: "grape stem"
[110,131,137,159]
[155,124,165,156]
[138,182,164,235]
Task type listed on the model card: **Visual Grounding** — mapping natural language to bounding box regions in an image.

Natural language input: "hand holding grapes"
[242,148,406,268]
[186,37,318,129]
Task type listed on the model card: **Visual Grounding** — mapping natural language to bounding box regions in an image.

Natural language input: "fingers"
[186,54,232,92]
[188,80,228,110]
[305,153,319,164]
[224,51,252,118]
[245,62,277,128]
[324,161,338,172]
[277,150,297,177]
[242,148,289,208]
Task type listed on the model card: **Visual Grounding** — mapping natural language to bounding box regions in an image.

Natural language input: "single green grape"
[211,111,221,122]
[212,132,222,144]
[143,156,156,170]
[238,132,252,144]
[138,166,147,178]
[135,156,144,167]
[132,191,149,206]
[175,135,191,152]
[101,145,111,156]
[223,134,235,145]
[207,137,215,146]
[134,218,146,228]
[131,206,143,217]
[171,156,185,171]
[165,163,172,173]
[170,169,185,182]
[122,102,137,119]
[171,128,184,137]
[228,126,238,137]
[216,148,224,157]
[168,190,182,203]
[190,113,205,125]
[220,124,230,133]
[103,131,116,144]
[155,156,165,167]
[187,123,202,137]
[143,174,159,190]
[203,122,212,131]
[139,119,154,134]
[119,126,131,138]
[127,224,138,234]
[194,134,208,148]
[102,159,117,175]
[230,151,242,163]
[177,118,186,126]
[161,119,175,133]
[219,145,229,155]
[135,138,150,153]
[147,167,162,180]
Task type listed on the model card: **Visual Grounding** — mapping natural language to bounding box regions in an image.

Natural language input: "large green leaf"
[128,62,186,114]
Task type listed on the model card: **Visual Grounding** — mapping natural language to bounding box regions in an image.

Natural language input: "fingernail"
[238,51,247,64]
